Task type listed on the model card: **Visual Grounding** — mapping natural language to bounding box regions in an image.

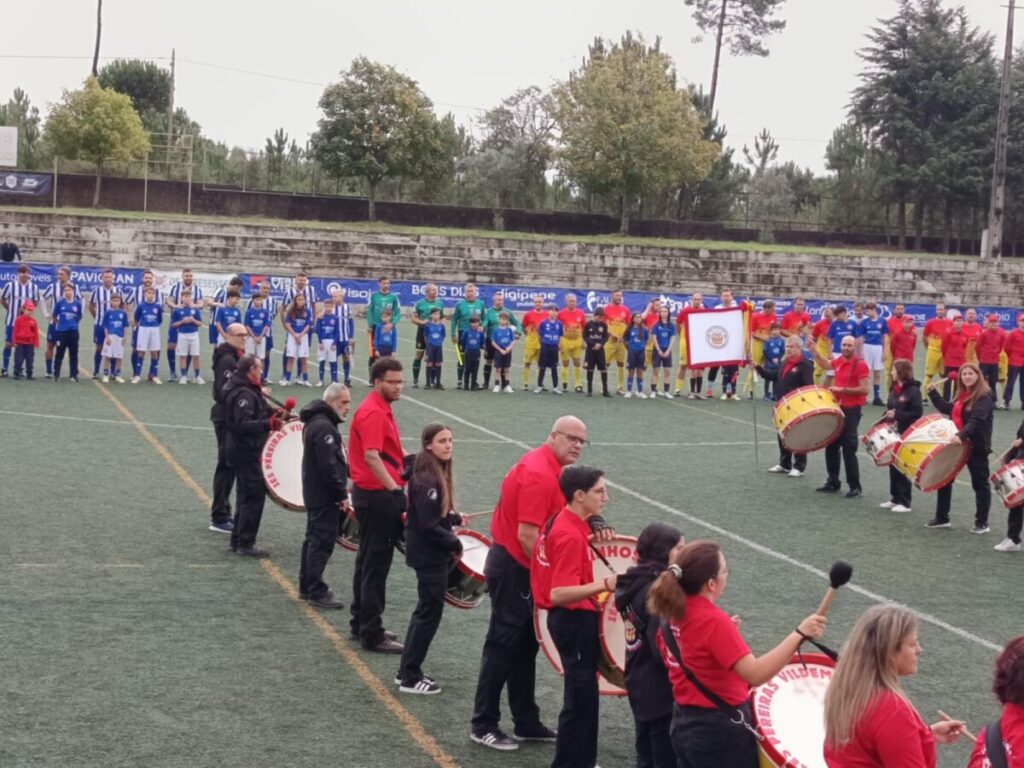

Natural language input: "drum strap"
[985,716,1008,768]
[659,623,762,741]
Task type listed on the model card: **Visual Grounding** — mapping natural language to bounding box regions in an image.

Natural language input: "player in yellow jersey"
[603,290,632,394]
[557,293,587,393]
[520,295,547,390]
[921,303,951,390]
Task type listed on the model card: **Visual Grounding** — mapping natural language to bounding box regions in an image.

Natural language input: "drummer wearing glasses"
[812,335,870,498]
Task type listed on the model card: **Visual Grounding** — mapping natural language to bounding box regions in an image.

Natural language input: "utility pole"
[166,48,176,176]
[986,2,1015,259]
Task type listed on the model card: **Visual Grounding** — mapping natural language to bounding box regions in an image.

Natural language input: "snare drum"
[991,459,1024,509]
[445,530,491,609]
[535,535,638,696]
[334,511,407,555]
[261,420,305,511]
[861,420,902,467]
[893,414,970,492]
[751,652,834,768]
[773,386,844,453]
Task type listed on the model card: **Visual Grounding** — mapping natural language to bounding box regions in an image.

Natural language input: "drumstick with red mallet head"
[817,561,854,616]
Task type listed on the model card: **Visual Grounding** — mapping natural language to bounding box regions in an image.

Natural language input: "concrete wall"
[0,209,1016,306]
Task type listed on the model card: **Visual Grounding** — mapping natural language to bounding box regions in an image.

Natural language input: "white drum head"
[918,443,969,491]
[457,532,490,577]
[261,421,305,511]
[782,413,844,453]
[752,654,834,768]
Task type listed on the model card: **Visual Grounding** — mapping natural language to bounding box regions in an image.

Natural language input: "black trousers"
[463,351,481,389]
[935,449,991,526]
[635,714,677,768]
[299,503,340,600]
[670,703,758,768]
[229,458,266,550]
[889,465,912,508]
[53,329,79,378]
[349,487,403,647]
[548,608,600,768]
[398,563,447,683]
[471,544,543,735]
[719,366,738,393]
[211,421,234,525]
[825,406,862,490]
[777,436,806,472]
[1006,366,1024,405]
[981,363,999,400]
[1008,505,1023,543]
[13,344,34,377]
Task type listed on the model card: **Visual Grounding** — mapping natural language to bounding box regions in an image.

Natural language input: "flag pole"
[745,301,760,469]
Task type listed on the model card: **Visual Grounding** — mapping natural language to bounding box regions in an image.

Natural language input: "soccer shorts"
[559,336,583,363]
[678,336,689,365]
[318,340,338,363]
[627,348,645,370]
[493,351,512,369]
[167,326,179,345]
[584,347,607,372]
[523,336,541,365]
[426,345,443,364]
[925,346,944,378]
[208,324,218,345]
[813,339,830,379]
[539,345,559,369]
[93,325,105,346]
[286,334,310,359]
[136,326,162,353]
[176,332,200,358]
[862,343,884,372]
[376,345,394,357]
[604,340,626,366]
[245,337,267,359]
[750,339,765,366]
[47,325,57,344]
[102,335,124,360]
[415,326,427,351]
[651,351,673,369]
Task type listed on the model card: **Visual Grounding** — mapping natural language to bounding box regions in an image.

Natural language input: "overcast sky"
[1,0,1013,173]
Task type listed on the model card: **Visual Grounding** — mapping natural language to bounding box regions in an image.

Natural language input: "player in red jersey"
[521,295,548,390]
[780,298,810,338]
[962,308,982,362]
[603,290,633,395]
[811,307,834,385]
[557,293,588,393]
[743,299,776,398]
[674,293,704,398]
[884,303,907,390]
[922,303,952,391]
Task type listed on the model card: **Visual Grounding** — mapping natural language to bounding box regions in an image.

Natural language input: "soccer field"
[3,321,1022,768]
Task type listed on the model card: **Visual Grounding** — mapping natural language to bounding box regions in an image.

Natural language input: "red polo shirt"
[963,322,982,343]
[890,328,917,361]
[832,355,869,407]
[977,327,1007,365]
[1007,329,1024,367]
[489,444,564,568]
[941,330,969,368]
[348,391,404,490]
[531,508,598,612]
[887,314,906,336]
[781,310,810,335]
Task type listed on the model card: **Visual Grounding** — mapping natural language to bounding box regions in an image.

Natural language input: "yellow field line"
[92,382,462,768]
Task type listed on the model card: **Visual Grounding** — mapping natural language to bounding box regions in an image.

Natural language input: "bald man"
[209,322,249,533]
[811,335,869,498]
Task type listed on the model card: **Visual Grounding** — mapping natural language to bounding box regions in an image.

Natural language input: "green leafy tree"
[44,77,150,206]
[742,127,779,176]
[824,121,885,231]
[554,32,719,232]
[0,88,47,169]
[685,0,787,112]
[311,57,444,220]
[98,59,172,129]
[748,167,795,242]
[265,127,289,186]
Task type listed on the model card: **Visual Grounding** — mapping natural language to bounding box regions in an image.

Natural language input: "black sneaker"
[399,677,442,695]
[423,382,433,390]
[471,729,519,751]
[309,594,345,609]
[365,638,404,654]
[586,391,593,397]
[844,488,863,499]
[434,384,446,390]
[602,391,612,398]
[351,629,399,642]
[971,524,991,534]
[235,545,271,558]
[925,518,951,529]
[513,724,557,742]
[871,398,884,406]
[815,484,841,493]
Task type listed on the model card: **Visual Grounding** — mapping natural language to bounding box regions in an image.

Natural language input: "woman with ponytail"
[647,540,826,767]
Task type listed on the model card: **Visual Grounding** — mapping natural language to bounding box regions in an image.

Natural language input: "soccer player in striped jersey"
[254,282,278,382]
[209,276,244,345]
[42,266,81,378]
[315,302,339,385]
[125,270,164,380]
[165,269,205,379]
[88,269,123,379]
[1,264,41,377]
[332,288,355,386]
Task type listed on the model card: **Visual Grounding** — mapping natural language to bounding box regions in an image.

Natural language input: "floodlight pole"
[986,1,1015,259]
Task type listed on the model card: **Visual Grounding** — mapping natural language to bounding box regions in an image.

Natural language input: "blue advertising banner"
[0,171,53,197]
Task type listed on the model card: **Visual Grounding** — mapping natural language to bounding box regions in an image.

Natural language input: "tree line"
[3,0,1024,249]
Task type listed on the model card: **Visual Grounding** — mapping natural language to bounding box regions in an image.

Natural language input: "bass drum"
[260,420,305,511]
[773,386,844,454]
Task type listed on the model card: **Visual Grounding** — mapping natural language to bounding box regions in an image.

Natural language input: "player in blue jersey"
[859,302,889,405]
[133,287,164,384]
[373,309,398,359]
[761,323,786,400]
[214,291,243,348]
[315,303,340,385]
[172,289,205,384]
[331,288,356,387]
[101,293,129,382]
[826,306,861,379]
[624,312,650,399]
[490,312,517,393]
[282,293,312,386]
[649,306,676,398]
[43,265,81,377]
[535,304,563,394]
[423,308,447,389]
[165,269,204,379]
[459,315,486,390]
[244,292,270,362]
[88,269,122,380]
[51,283,83,382]
[209,276,244,345]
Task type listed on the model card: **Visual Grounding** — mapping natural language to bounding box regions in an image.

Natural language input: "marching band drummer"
[824,604,967,766]
[766,335,815,478]
[208,322,248,535]
[646,540,826,768]
[994,420,1024,553]
[924,361,994,533]
[880,359,922,514]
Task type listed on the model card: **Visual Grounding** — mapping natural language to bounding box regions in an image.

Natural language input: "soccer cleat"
[533,387,543,394]
[195,376,205,385]
[636,392,647,399]
[879,501,895,509]
[704,389,713,398]
[150,376,163,385]
[720,393,729,400]
[788,468,804,478]
[493,384,501,393]
[552,388,563,395]
[623,391,632,399]
[316,380,324,387]
[688,392,696,399]
[115,376,125,384]
[131,376,140,384]
[102,375,110,383]
[575,386,584,393]
[69,376,78,383]
[768,465,787,473]
[179,375,188,385]
[471,730,519,752]
[925,518,951,529]
[891,504,912,513]
[995,538,1022,552]
[279,378,289,386]
[971,524,991,534]
[503,385,514,393]
[398,678,442,695]
[616,388,626,396]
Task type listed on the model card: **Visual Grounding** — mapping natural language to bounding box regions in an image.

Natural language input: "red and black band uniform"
[886,378,923,508]
[210,342,242,526]
[398,474,463,686]
[824,355,869,492]
[771,357,814,473]
[1001,421,1024,545]
[223,369,272,551]
[928,387,994,528]
[298,399,349,601]
[583,320,610,395]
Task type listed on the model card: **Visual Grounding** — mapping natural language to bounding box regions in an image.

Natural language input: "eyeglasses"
[554,431,590,448]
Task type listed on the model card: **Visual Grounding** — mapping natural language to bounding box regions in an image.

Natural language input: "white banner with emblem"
[684,307,747,367]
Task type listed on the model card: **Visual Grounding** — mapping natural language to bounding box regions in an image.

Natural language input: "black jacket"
[613,561,673,722]
[773,358,814,400]
[0,242,21,262]
[224,370,271,460]
[210,342,242,425]
[1003,420,1024,464]
[928,388,994,454]
[887,378,923,433]
[300,400,349,508]
[404,470,462,569]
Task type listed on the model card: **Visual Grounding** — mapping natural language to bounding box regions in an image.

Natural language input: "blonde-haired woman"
[824,604,966,766]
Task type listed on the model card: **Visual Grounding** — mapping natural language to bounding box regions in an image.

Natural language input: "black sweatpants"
[1007,366,1024,406]
[229,459,266,550]
[671,703,758,768]
[981,362,999,401]
[53,328,79,378]
[471,544,543,735]
[299,503,341,600]
[1007,505,1023,544]
[538,346,559,388]
[548,608,600,768]
[889,465,912,508]
[824,406,862,490]
[211,421,234,525]
[634,714,676,768]
[349,487,403,647]
[777,436,807,472]
[13,344,34,377]
[398,563,447,684]
[462,350,481,389]
[935,449,991,526]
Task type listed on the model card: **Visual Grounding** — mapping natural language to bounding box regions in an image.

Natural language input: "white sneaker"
[624,391,633,399]
[687,392,696,399]
[503,385,514,393]
[552,388,563,395]
[179,375,188,385]
[891,504,912,513]
[533,387,543,394]
[879,501,895,509]
[768,465,787,474]
[663,391,673,399]
[115,376,125,384]
[131,375,140,384]
[637,392,647,399]
[995,538,1022,552]
[151,376,162,385]
[788,468,804,478]
[279,378,289,386]
[102,375,110,383]
[720,393,729,400]
[195,375,206,385]
[316,380,324,387]
[493,384,501,393]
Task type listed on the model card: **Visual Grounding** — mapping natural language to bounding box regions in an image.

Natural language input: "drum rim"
[914,441,971,492]
[780,410,845,453]
[453,528,491,581]
[597,597,627,683]
[260,421,306,512]
[534,606,628,696]
[860,425,901,467]
[992,462,1024,508]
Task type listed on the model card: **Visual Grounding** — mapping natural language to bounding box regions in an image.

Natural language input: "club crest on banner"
[705,325,729,349]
